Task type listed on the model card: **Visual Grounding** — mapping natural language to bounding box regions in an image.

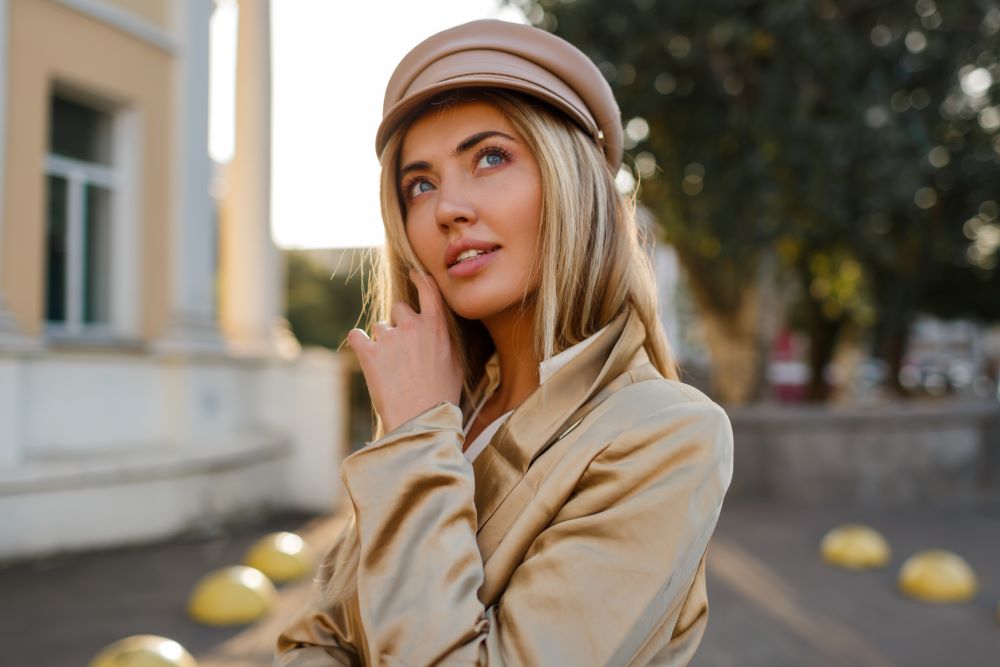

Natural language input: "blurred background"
[1,0,998,665]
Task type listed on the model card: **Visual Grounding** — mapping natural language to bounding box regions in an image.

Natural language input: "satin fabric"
[464,321,609,462]
[276,307,734,666]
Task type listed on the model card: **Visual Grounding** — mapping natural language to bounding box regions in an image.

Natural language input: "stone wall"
[726,399,1000,506]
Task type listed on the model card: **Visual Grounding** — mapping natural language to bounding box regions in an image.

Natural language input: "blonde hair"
[376,88,676,393]
[321,89,678,604]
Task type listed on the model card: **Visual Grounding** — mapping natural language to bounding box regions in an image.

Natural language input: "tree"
[285,250,374,448]
[509,0,1000,401]
[284,250,367,350]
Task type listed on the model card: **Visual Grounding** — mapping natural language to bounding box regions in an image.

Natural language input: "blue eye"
[480,151,504,168]
[476,146,511,169]
[406,178,434,200]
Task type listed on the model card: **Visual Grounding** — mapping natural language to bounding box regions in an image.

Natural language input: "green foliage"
[284,250,367,350]
[284,249,376,448]
[510,0,1000,387]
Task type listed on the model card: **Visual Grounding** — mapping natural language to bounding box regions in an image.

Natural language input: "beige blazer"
[276,307,734,666]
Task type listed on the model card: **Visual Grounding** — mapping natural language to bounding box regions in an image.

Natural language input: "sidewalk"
[694,501,1000,667]
[2,501,997,666]
[0,510,350,667]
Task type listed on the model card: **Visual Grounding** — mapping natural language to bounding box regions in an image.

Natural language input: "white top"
[462,325,609,462]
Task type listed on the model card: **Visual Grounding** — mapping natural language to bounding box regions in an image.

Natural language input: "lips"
[453,247,499,264]
[444,237,502,268]
[447,246,500,278]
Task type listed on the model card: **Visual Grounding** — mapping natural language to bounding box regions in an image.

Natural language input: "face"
[398,100,543,324]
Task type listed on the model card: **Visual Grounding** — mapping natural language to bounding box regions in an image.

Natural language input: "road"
[2,501,997,666]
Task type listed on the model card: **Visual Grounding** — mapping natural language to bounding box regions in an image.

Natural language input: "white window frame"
[44,90,141,345]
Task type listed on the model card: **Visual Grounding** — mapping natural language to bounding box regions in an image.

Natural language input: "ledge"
[0,432,291,497]
[727,399,1000,506]
[727,398,1000,427]
[50,0,177,53]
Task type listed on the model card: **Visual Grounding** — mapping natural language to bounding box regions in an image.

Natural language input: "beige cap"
[376,19,623,171]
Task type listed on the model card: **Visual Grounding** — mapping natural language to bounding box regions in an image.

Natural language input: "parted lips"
[376,19,624,171]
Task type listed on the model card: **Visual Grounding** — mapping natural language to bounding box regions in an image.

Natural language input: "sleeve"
[280,397,733,666]
[275,553,364,667]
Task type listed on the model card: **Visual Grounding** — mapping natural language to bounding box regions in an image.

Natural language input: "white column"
[219,0,296,358]
[157,0,225,355]
[0,0,35,351]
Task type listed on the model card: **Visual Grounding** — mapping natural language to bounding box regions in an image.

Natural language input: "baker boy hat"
[376,19,624,171]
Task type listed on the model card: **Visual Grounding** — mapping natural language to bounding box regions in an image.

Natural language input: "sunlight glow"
[209,0,238,164]
[269,1,526,249]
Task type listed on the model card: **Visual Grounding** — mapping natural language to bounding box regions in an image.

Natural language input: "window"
[45,94,117,336]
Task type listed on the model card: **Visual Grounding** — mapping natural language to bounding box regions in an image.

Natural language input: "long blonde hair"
[375,88,676,398]
[322,89,678,603]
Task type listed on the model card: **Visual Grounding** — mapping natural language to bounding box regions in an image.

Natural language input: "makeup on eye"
[399,129,518,180]
[400,143,515,203]
[402,176,434,202]
[474,144,513,169]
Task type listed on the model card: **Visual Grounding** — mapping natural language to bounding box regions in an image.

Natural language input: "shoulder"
[598,373,730,432]
[548,375,734,524]
[619,374,719,408]
[580,374,733,469]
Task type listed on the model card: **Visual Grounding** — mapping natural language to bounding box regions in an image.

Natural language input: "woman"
[277,19,733,666]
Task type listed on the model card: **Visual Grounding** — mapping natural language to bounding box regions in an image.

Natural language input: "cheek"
[518,187,544,287]
[515,168,543,231]
[404,219,439,271]
[497,209,542,292]
[510,184,542,253]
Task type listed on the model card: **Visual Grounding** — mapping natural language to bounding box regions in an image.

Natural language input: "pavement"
[0,510,350,667]
[2,500,998,667]
[693,500,1000,667]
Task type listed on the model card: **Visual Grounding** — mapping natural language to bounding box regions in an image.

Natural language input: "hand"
[346,268,463,434]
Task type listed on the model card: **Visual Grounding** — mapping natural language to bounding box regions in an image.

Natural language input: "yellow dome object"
[243,531,313,583]
[898,550,978,603]
[89,635,198,667]
[819,524,891,569]
[188,565,277,626]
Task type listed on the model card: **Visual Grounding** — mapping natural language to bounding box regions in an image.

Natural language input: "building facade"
[0,0,346,559]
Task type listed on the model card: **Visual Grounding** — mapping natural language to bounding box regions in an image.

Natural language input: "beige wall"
[102,0,173,30]
[2,0,173,339]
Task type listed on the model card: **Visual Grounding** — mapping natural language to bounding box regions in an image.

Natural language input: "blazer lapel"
[471,307,649,531]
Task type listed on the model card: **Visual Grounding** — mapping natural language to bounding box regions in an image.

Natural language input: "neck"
[481,303,539,412]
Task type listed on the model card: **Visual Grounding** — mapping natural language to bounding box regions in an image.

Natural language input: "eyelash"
[401,144,514,203]
[475,144,513,166]
[401,176,430,204]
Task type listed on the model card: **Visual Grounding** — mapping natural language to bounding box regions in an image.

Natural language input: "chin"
[446,300,504,322]
[442,290,524,323]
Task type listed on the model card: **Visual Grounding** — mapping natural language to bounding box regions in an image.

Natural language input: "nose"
[434,180,477,231]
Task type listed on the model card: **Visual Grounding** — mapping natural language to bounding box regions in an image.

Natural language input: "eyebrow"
[455,130,516,154]
[398,130,518,180]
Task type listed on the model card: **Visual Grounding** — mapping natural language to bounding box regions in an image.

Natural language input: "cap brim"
[376,75,600,162]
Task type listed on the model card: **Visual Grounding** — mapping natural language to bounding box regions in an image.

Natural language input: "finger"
[390,301,416,326]
[409,267,444,317]
[346,328,373,355]
[372,320,392,342]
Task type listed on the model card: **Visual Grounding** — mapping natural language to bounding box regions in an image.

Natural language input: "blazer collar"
[471,306,649,529]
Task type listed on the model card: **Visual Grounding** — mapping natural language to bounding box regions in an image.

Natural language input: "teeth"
[455,248,491,263]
